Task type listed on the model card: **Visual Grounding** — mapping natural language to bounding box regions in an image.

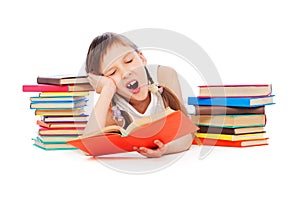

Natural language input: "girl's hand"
[133,140,167,158]
[88,73,116,94]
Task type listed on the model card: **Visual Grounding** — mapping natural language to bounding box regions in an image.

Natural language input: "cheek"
[133,66,148,83]
[110,75,122,87]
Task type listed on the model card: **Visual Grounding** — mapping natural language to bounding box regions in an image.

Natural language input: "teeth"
[127,80,139,90]
[127,80,137,88]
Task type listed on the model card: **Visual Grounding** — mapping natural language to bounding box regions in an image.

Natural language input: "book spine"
[188,97,268,107]
[22,84,68,92]
[39,92,89,97]
[194,106,265,115]
[37,77,61,85]
[192,138,268,147]
[198,84,271,88]
[197,126,236,134]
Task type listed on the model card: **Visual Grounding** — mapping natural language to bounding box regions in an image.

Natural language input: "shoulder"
[157,65,183,103]
[157,65,179,85]
[158,65,177,75]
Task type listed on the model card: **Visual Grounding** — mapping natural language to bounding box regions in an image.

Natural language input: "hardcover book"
[197,126,265,135]
[36,135,79,143]
[193,138,268,147]
[30,96,87,102]
[198,84,272,97]
[37,75,89,85]
[42,115,88,122]
[67,107,198,156]
[190,114,266,128]
[188,96,274,107]
[22,84,93,92]
[30,100,87,109]
[35,108,85,116]
[193,105,265,115]
[37,120,87,128]
[196,132,266,141]
[33,139,77,150]
[38,127,85,136]
[39,91,90,97]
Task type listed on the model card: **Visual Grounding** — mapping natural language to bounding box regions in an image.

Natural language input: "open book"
[101,107,175,137]
[67,107,198,156]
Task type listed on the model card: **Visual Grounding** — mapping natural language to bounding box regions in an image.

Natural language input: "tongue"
[130,87,140,94]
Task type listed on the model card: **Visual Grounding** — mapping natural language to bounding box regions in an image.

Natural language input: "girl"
[84,32,194,158]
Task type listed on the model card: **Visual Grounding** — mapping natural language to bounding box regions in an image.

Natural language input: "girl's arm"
[83,74,116,136]
[159,66,195,153]
[135,66,194,158]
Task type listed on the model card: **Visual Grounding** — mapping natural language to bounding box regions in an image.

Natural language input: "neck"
[129,92,151,114]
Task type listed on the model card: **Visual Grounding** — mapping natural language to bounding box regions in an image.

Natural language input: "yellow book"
[35,108,85,116]
[39,128,84,135]
[196,132,266,141]
[37,135,79,143]
[39,91,90,97]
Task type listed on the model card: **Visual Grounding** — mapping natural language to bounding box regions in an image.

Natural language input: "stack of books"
[23,75,93,150]
[188,84,275,147]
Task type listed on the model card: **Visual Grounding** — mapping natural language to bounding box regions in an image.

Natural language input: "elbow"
[183,133,195,151]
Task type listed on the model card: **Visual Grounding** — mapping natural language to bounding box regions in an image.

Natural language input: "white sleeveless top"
[112,64,165,123]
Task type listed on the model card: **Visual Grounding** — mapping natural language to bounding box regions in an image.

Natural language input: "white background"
[1,0,299,199]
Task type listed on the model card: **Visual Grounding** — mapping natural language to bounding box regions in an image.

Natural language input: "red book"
[198,84,272,97]
[192,138,268,147]
[67,108,198,156]
[22,84,93,92]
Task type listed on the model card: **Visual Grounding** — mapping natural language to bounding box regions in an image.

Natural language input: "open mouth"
[126,80,140,94]
[127,80,139,90]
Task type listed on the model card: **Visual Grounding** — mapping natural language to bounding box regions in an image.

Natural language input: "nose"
[119,66,132,79]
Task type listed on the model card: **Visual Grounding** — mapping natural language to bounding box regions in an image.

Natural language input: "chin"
[120,87,149,102]
[132,89,149,102]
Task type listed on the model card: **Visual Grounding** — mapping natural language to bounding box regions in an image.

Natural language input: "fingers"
[154,140,164,148]
[88,73,117,94]
[87,73,101,92]
[136,147,157,157]
[133,140,166,158]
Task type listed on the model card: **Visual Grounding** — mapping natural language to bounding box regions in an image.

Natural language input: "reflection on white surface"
[94,150,186,174]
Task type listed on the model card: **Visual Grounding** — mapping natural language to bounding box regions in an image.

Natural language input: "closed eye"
[108,70,116,76]
[104,69,116,76]
[125,58,133,64]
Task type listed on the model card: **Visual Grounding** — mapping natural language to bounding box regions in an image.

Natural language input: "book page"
[101,125,125,135]
[80,107,175,138]
[125,107,175,134]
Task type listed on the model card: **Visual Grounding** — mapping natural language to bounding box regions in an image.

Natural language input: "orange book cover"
[67,108,198,156]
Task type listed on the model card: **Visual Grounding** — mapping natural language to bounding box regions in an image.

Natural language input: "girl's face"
[100,43,148,102]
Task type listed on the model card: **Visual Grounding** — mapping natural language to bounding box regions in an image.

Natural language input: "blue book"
[30,96,87,103]
[30,99,88,109]
[188,95,275,107]
[33,140,77,150]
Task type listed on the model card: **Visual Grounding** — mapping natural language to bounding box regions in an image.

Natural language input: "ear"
[138,51,147,65]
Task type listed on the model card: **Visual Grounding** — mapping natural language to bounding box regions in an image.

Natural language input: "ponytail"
[159,85,187,115]
[145,66,187,115]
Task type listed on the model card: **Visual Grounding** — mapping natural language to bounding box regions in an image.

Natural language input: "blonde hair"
[86,32,138,75]
[86,32,187,127]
